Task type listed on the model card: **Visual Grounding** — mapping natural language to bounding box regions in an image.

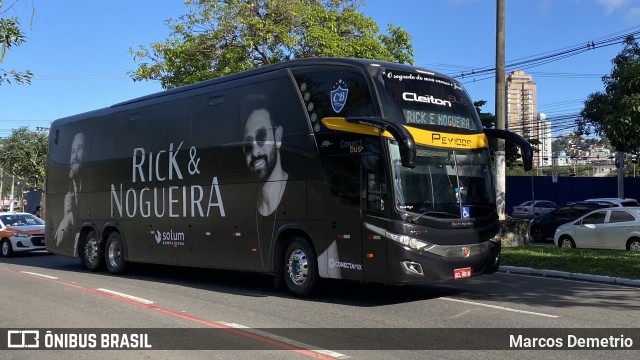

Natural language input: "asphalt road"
[1,251,639,360]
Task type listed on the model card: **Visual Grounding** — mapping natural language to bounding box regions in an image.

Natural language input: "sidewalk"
[499,266,640,287]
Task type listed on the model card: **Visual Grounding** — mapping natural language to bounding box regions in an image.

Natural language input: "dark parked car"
[529,201,612,242]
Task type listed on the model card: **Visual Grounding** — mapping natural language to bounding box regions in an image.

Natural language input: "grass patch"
[500,247,640,280]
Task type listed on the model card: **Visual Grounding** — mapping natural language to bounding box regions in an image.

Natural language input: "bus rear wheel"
[105,232,127,274]
[80,230,104,271]
[283,238,318,297]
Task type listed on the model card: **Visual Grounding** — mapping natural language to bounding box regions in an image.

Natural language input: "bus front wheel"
[283,238,318,297]
[80,230,104,271]
[105,232,127,274]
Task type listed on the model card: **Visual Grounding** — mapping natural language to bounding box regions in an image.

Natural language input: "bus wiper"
[410,211,457,223]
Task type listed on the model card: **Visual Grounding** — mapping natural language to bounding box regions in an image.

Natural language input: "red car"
[0,212,46,257]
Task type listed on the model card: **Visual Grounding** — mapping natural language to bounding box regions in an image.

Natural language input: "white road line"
[218,321,349,359]
[440,297,559,318]
[19,271,58,280]
[96,288,154,305]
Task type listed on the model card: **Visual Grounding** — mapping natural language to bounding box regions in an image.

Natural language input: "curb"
[499,266,640,287]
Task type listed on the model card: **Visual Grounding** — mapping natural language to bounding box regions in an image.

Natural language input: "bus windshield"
[390,141,496,220]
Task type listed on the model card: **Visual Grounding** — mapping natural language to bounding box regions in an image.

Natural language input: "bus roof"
[51,58,453,128]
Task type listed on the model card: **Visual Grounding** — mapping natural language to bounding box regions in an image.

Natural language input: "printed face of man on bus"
[69,132,85,179]
[243,108,283,181]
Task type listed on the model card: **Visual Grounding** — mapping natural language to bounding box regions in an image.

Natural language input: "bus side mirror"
[482,128,533,171]
[345,117,416,168]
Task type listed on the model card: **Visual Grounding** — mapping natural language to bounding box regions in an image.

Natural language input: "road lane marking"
[96,288,154,305]
[440,297,559,318]
[19,271,58,280]
[1,267,343,359]
[218,321,349,359]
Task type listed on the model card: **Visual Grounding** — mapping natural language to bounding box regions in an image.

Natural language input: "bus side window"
[324,155,360,207]
[363,154,387,213]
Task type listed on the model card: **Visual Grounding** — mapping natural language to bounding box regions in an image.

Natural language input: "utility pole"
[616,152,626,197]
[495,0,506,219]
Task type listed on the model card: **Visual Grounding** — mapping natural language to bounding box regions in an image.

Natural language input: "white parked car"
[0,212,46,257]
[553,207,640,251]
[511,200,557,219]
[583,198,640,207]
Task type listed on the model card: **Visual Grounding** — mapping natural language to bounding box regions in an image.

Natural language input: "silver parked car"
[553,207,640,251]
[511,200,557,219]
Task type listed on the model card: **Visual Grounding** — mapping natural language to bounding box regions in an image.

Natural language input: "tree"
[0,127,48,189]
[0,0,34,85]
[129,0,414,89]
[578,35,640,155]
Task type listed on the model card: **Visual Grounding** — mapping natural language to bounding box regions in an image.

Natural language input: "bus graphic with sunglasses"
[46,58,532,296]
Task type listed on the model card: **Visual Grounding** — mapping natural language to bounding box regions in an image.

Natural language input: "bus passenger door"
[322,154,363,281]
[361,150,389,283]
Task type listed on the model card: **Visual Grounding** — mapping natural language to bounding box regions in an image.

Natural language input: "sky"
[1,0,640,139]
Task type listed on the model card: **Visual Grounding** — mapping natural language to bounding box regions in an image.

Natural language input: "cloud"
[597,0,629,14]
[628,6,640,19]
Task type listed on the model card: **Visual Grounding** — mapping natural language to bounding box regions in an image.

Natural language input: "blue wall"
[505,176,640,215]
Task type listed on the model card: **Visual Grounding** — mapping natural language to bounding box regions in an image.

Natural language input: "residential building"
[505,70,543,166]
[537,113,552,167]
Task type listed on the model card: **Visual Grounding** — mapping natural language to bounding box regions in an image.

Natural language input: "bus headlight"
[387,232,434,251]
[363,222,434,251]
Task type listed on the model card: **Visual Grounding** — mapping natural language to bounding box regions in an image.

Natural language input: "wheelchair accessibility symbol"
[462,207,470,219]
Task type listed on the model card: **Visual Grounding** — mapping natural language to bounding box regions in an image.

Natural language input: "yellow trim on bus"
[321,117,488,149]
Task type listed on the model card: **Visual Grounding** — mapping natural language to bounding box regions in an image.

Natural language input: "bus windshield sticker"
[330,79,348,113]
[384,70,453,87]
[403,109,473,130]
[382,69,481,131]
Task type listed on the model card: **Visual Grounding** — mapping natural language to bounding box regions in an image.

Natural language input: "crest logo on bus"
[462,247,470,257]
[330,79,348,113]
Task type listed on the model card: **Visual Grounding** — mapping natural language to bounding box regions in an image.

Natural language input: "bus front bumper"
[387,239,501,284]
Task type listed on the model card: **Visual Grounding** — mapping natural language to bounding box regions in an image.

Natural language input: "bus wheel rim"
[84,239,98,265]
[287,249,308,286]
[108,241,122,268]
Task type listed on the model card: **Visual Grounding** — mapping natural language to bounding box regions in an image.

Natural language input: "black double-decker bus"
[46,58,531,296]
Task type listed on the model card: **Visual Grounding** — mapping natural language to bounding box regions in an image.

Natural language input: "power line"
[452,27,640,82]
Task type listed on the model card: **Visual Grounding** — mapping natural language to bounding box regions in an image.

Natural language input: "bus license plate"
[454,267,472,279]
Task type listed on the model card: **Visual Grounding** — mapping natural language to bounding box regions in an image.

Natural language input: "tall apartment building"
[537,113,552,167]
[505,70,548,167]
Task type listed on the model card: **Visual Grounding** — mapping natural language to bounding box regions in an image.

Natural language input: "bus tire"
[80,230,104,271]
[283,237,318,297]
[105,232,127,274]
